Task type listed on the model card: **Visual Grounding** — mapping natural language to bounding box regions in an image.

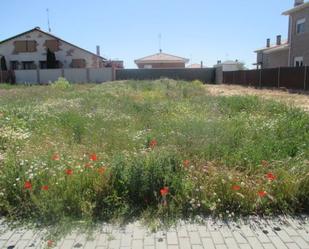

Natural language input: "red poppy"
[24,181,32,190]
[41,185,49,191]
[183,160,190,168]
[90,153,97,161]
[160,187,169,196]
[65,169,73,175]
[232,185,241,191]
[149,139,158,149]
[52,154,60,161]
[98,167,106,175]
[266,172,276,181]
[47,240,53,247]
[258,190,267,197]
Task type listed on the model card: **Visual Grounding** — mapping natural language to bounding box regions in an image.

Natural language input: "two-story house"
[255,0,309,69]
[0,27,106,70]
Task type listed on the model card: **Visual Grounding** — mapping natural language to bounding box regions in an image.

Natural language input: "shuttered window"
[14,40,37,53]
[45,40,60,52]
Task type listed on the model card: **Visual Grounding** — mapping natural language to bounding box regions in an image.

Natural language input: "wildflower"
[90,153,97,161]
[52,154,60,161]
[65,169,73,175]
[266,172,276,181]
[41,185,49,191]
[98,167,106,175]
[232,185,241,191]
[183,159,190,168]
[160,187,169,196]
[258,190,267,197]
[47,240,53,247]
[24,181,32,190]
[149,139,158,149]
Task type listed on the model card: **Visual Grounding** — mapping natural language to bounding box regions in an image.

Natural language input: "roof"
[135,52,189,64]
[187,63,203,68]
[254,41,289,53]
[0,27,106,60]
[282,2,309,15]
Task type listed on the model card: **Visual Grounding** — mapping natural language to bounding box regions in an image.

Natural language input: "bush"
[51,77,71,90]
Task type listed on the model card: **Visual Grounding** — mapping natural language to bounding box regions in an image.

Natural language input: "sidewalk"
[0,216,308,249]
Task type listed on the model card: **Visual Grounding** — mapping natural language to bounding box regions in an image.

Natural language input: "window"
[10,61,19,70]
[44,40,60,52]
[70,59,86,68]
[296,18,306,34]
[40,60,61,69]
[22,61,36,70]
[40,61,47,69]
[14,40,37,53]
[144,65,152,69]
[294,57,304,67]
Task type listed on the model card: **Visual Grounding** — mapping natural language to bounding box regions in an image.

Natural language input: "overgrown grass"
[0,79,308,228]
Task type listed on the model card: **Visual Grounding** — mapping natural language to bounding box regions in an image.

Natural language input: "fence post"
[86,68,90,83]
[0,69,2,83]
[37,69,40,84]
[304,66,307,91]
[232,71,235,85]
[278,67,281,88]
[259,69,262,88]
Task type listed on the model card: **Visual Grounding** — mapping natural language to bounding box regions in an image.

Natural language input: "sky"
[0,0,295,69]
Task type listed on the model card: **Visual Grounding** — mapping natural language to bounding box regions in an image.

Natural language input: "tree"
[46,48,57,69]
[0,56,7,71]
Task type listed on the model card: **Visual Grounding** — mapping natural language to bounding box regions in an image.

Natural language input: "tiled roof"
[135,52,189,64]
[282,2,309,15]
[254,41,289,53]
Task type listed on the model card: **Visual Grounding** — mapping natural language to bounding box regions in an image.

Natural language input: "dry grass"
[206,84,309,112]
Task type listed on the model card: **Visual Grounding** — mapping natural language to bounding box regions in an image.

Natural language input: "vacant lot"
[0,80,308,226]
[207,84,309,112]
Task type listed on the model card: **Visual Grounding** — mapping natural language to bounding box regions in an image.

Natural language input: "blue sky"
[1,0,294,68]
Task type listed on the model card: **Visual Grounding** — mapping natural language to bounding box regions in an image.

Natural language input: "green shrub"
[51,77,71,90]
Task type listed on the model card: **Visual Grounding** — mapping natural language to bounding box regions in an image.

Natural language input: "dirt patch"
[206,84,309,112]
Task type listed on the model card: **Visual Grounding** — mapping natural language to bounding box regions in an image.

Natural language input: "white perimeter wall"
[14,68,113,84]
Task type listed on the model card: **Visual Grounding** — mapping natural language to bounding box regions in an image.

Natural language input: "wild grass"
[0,79,308,228]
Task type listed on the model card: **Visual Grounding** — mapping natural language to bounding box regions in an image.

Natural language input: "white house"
[0,27,106,70]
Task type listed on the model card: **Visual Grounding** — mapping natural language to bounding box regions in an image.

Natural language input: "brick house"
[135,50,189,69]
[255,0,309,69]
[0,27,106,70]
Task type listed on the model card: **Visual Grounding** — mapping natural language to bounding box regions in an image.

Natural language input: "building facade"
[135,51,189,69]
[255,0,309,68]
[0,27,106,70]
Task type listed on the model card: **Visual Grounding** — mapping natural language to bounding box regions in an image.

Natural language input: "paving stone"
[167,232,178,245]
[144,246,155,249]
[215,245,228,249]
[285,243,301,249]
[232,231,248,244]
[177,226,189,238]
[202,238,215,249]
[192,245,203,249]
[59,239,75,249]
[246,237,264,249]
[262,243,277,249]
[268,236,289,249]
[144,234,155,246]
[238,244,252,249]
[167,246,180,249]
[178,237,191,249]
[120,233,132,247]
[225,237,239,249]
[132,239,143,249]
[292,236,309,249]
[189,231,202,245]
[210,231,224,244]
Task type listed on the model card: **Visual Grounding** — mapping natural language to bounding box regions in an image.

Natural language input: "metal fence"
[116,68,216,83]
[223,67,309,91]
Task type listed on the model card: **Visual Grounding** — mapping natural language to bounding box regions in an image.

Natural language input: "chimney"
[96,45,100,56]
[294,0,304,7]
[276,35,282,45]
[266,38,271,48]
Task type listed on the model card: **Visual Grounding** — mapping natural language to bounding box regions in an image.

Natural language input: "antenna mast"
[46,8,51,32]
[158,33,162,53]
